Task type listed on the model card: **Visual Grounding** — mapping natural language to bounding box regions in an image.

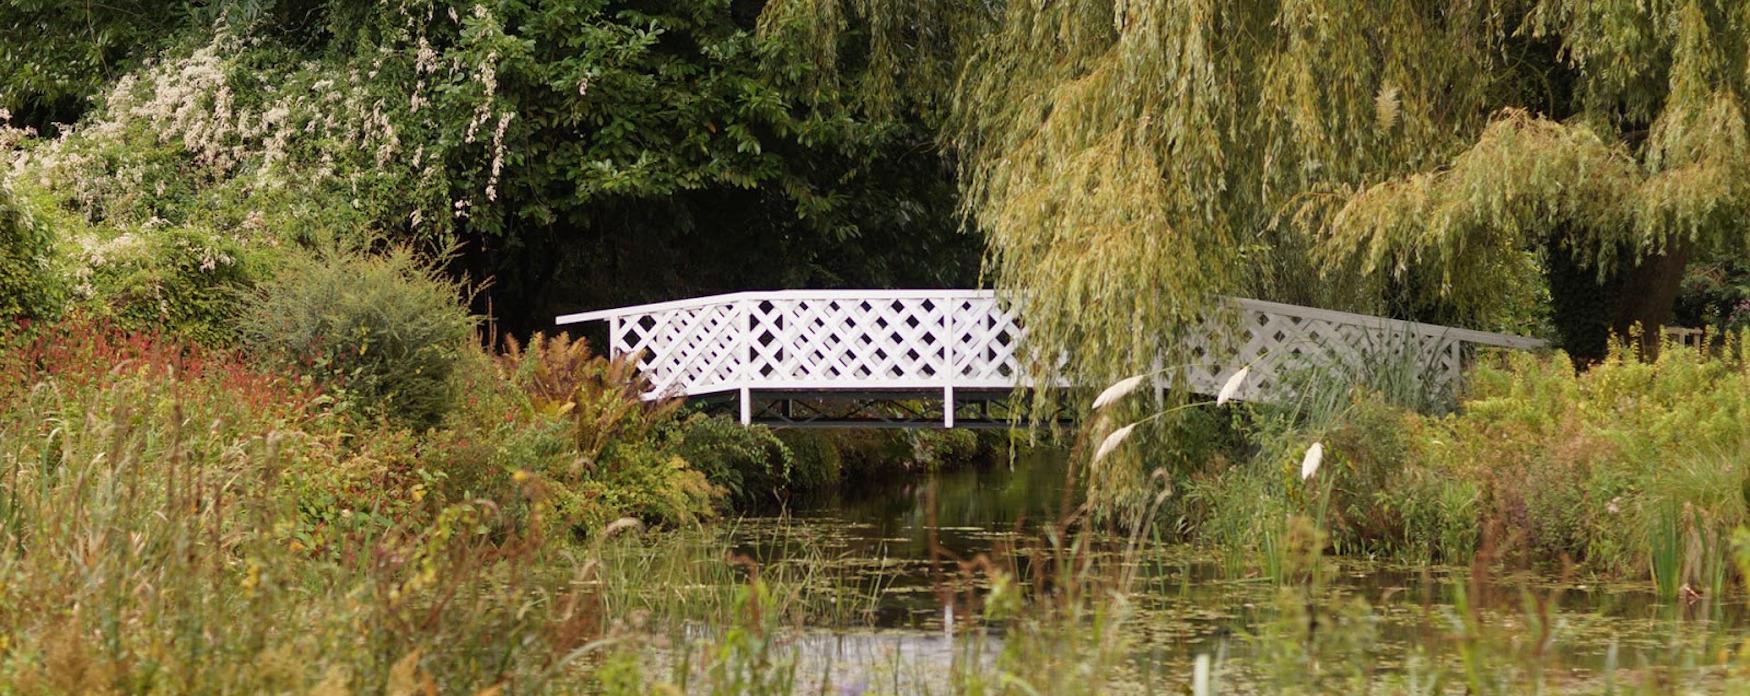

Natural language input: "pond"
[670,449,1750,692]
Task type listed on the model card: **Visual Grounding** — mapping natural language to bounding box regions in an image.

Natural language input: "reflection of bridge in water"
[556,290,1543,428]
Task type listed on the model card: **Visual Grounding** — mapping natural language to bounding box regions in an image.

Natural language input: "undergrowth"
[1194,334,1750,599]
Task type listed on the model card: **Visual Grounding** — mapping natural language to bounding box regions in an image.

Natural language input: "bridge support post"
[739,387,751,425]
[943,386,955,428]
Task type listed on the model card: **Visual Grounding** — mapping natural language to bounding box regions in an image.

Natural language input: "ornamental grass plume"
[1091,374,1148,410]
[1215,366,1250,406]
[1301,442,1324,480]
[1092,423,1138,464]
[1091,364,1258,465]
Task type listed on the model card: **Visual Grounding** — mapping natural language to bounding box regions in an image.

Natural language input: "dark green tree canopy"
[1,0,979,333]
[10,0,1747,353]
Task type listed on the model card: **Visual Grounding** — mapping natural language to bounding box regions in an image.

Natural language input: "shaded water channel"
[708,449,1750,691]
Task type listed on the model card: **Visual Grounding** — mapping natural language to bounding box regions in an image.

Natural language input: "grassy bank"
[8,312,1750,691]
[1182,337,1750,599]
[0,319,569,690]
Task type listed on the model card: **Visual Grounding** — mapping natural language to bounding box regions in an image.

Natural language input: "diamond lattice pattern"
[601,292,1509,401]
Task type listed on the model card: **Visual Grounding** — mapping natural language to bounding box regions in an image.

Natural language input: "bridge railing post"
[942,295,955,428]
[739,300,752,425]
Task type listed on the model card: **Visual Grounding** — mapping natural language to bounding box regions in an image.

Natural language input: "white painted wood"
[943,385,955,428]
[557,290,1546,404]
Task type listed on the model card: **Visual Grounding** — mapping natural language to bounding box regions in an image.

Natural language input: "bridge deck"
[556,290,1542,427]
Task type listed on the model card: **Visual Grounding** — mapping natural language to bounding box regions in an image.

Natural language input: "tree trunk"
[1545,234,1693,363]
[1609,239,1694,357]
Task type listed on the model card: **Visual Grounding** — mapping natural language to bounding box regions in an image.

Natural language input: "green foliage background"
[10,0,1750,521]
[0,183,61,320]
[0,0,979,337]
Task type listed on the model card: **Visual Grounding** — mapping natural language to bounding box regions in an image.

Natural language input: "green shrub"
[774,429,844,492]
[1218,339,1750,584]
[1316,393,1416,554]
[4,164,279,343]
[1420,343,1750,572]
[1197,334,1750,585]
[1181,455,1295,575]
[832,428,1005,486]
[831,429,915,484]
[678,414,794,507]
[0,184,63,320]
[907,429,982,469]
[479,333,723,532]
[243,245,472,429]
[82,226,275,343]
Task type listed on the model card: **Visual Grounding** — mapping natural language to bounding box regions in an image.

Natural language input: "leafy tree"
[239,0,979,329]
[434,0,979,330]
[2,0,980,335]
[751,0,1750,512]
[1,2,196,130]
[1675,249,1750,335]
[775,1,1750,370]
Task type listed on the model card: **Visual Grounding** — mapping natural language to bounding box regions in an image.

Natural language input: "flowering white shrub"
[0,5,523,339]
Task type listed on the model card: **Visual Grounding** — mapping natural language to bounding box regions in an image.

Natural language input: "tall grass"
[0,319,751,692]
[13,317,1750,693]
[0,336,600,691]
[1188,332,1750,595]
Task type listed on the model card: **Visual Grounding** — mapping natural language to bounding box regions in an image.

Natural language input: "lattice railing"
[555,290,1543,403]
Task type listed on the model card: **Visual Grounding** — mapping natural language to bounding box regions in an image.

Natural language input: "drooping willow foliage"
[765,0,1750,510]
[1325,3,1750,320]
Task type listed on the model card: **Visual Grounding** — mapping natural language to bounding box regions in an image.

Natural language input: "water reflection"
[722,449,1750,689]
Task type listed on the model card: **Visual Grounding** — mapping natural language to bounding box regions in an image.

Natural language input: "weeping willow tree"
[762,0,1750,510]
[1322,2,1750,358]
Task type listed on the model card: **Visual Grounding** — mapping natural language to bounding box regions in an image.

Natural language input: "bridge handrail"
[554,289,1000,326]
[555,289,1544,352]
[552,289,1545,422]
[1227,297,1543,351]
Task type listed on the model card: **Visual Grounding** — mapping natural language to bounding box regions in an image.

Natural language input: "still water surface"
[713,451,1748,691]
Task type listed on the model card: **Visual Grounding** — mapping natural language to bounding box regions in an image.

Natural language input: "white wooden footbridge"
[556,290,1543,428]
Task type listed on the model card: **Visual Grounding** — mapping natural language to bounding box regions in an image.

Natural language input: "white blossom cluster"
[5,3,521,245]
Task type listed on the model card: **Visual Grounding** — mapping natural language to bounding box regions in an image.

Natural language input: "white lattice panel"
[558,291,1542,403]
[612,304,745,398]
[746,297,952,388]
[945,295,1025,384]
